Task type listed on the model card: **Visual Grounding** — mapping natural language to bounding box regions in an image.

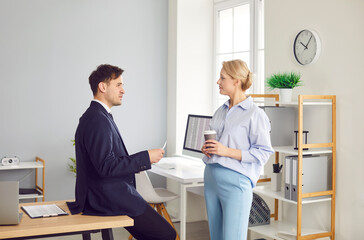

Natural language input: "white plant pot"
[279,88,293,103]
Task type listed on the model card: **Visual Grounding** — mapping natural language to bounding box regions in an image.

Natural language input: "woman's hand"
[201,140,229,158]
[201,142,212,158]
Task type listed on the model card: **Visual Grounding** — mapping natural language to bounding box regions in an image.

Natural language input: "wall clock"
[293,29,321,65]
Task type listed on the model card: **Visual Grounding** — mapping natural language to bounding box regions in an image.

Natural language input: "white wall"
[0,0,168,200]
[167,0,214,221]
[168,0,214,157]
[265,0,364,238]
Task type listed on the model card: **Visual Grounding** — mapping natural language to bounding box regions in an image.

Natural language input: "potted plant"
[266,72,302,102]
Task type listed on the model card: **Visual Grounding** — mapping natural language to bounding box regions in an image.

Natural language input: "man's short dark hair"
[89,64,124,96]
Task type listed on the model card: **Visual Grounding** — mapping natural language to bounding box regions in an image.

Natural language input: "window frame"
[213,0,264,110]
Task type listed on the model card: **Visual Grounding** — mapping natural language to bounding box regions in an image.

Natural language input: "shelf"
[253,99,333,106]
[0,161,44,170]
[1,158,45,202]
[19,194,44,200]
[250,94,336,240]
[249,221,330,240]
[254,185,332,205]
[19,188,43,200]
[273,146,332,155]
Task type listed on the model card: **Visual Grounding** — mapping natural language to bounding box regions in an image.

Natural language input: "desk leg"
[82,233,91,240]
[180,184,187,240]
[101,228,114,240]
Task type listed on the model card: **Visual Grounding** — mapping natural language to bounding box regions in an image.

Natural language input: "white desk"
[149,157,205,240]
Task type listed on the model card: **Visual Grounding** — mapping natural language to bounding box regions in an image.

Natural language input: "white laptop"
[0,181,22,225]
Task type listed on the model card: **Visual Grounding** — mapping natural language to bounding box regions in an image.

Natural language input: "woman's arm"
[202,110,274,163]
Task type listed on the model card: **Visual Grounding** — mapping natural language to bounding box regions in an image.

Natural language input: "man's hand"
[148,149,165,164]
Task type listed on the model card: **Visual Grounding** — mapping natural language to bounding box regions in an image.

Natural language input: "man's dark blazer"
[67,101,151,217]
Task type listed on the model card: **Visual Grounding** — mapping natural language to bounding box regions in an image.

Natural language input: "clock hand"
[305,35,313,48]
[300,41,308,50]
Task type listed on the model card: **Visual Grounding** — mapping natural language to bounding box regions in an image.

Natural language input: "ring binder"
[21,204,68,219]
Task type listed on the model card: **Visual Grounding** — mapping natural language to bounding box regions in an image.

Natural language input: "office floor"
[38,221,210,240]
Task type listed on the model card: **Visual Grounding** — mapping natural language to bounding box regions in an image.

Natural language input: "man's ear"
[98,82,107,93]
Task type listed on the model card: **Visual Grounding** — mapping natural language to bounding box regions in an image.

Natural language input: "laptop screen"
[183,114,212,154]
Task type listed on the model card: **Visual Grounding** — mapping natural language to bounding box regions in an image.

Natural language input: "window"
[213,0,265,109]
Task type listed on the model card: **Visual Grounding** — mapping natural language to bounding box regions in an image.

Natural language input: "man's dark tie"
[109,113,113,120]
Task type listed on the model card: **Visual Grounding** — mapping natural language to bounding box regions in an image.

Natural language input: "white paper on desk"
[162,140,167,150]
[21,204,68,218]
[156,163,175,169]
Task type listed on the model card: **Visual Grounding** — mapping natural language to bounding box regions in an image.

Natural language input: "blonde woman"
[201,59,274,240]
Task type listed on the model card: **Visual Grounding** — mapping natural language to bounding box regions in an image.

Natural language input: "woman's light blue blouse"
[203,96,274,187]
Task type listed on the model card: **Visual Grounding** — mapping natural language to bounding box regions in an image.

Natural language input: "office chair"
[128,171,180,240]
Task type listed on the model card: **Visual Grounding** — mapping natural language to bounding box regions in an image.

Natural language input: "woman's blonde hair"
[222,59,252,91]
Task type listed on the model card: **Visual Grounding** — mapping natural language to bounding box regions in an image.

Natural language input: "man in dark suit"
[67,64,176,240]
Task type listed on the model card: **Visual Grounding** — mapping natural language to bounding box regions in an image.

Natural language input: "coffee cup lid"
[204,130,216,134]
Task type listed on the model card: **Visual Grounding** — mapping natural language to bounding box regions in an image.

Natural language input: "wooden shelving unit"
[249,94,336,240]
[0,156,45,202]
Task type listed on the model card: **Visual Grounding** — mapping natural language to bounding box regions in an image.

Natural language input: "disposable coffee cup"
[204,130,217,141]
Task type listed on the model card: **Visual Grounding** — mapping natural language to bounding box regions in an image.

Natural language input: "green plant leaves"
[68,157,76,174]
[68,139,76,175]
[266,72,302,90]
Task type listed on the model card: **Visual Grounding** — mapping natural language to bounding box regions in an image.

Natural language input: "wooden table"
[0,201,133,240]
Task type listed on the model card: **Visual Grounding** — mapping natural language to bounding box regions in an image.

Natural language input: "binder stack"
[284,155,329,201]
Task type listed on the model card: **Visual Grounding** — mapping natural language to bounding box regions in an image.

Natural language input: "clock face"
[293,29,321,65]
